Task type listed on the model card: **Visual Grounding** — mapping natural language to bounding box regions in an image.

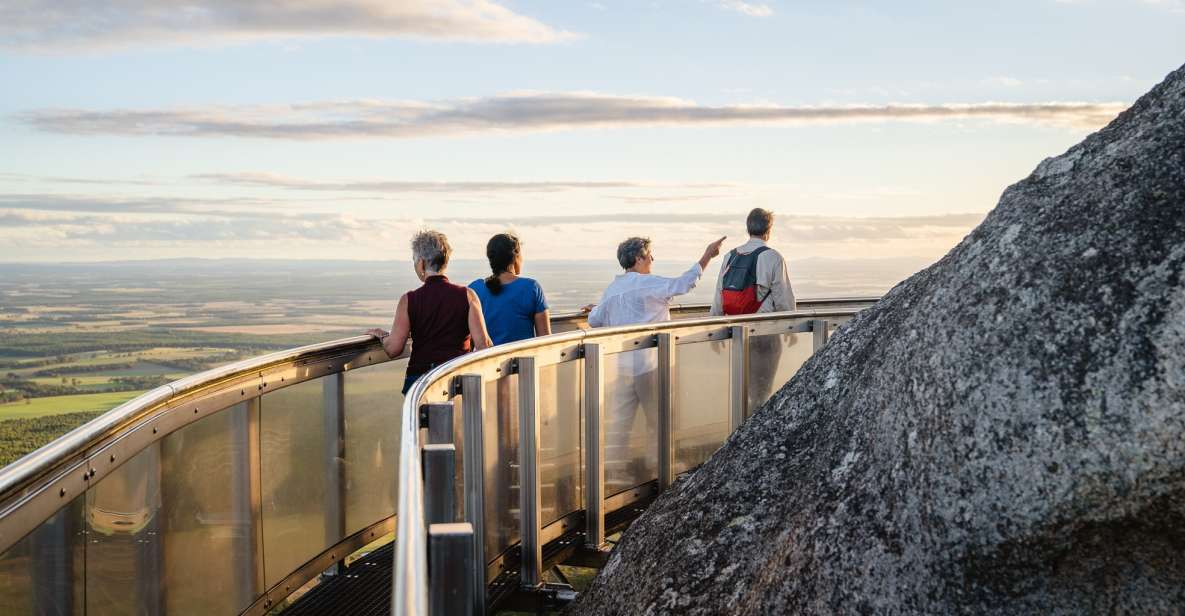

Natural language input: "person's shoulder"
[467,278,484,292]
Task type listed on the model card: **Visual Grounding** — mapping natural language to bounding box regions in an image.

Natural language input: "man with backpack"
[711,208,796,412]
[710,208,795,316]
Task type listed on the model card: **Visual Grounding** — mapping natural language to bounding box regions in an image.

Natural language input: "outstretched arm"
[664,236,727,298]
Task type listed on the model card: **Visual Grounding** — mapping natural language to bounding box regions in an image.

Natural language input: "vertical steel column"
[516,356,543,588]
[423,444,457,525]
[729,326,750,431]
[582,343,605,549]
[246,398,264,594]
[230,400,264,606]
[657,333,676,492]
[458,374,487,615]
[813,319,831,352]
[323,372,346,548]
[428,522,476,615]
[135,443,165,614]
[424,403,454,445]
[29,503,75,615]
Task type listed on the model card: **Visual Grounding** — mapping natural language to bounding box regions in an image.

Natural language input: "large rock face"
[572,64,1185,614]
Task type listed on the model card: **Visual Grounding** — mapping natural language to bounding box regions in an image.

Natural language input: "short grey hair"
[746,208,774,236]
[411,229,451,272]
[616,236,651,269]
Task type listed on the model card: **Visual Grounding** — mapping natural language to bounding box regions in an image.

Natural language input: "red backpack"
[720,246,771,315]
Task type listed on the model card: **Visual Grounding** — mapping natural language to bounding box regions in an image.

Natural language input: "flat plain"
[0,257,911,467]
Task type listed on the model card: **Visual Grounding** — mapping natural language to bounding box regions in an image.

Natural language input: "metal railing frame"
[394,301,873,615]
[0,297,875,615]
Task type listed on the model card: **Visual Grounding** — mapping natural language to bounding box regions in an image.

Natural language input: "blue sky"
[0,0,1182,267]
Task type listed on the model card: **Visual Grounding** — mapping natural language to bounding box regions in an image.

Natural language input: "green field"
[0,390,147,420]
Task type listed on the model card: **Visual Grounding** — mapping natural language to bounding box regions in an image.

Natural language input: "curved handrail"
[393,299,877,614]
[0,297,876,616]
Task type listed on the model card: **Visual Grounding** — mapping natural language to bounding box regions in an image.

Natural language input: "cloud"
[195,172,740,195]
[193,172,735,193]
[716,1,774,17]
[0,0,573,51]
[19,93,1130,140]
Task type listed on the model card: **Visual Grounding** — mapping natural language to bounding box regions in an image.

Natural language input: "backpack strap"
[749,246,773,303]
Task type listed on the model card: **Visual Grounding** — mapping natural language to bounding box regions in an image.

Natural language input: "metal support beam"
[813,319,830,352]
[423,403,454,445]
[516,356,543,588]
[458,374,487,615]
[582,343,605,549]
[323,372,346,546]
[428,523,476,616]
[423,444,457,525]
[231,399,264,605]
[657,333,675,492]
[729,326,749,431]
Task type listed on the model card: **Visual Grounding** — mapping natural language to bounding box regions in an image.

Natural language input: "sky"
[0,0,1182,270]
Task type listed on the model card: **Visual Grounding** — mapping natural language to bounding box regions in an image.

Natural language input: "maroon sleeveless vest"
[406,275,472,373]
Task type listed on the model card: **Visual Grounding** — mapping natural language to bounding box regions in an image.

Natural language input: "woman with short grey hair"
[367,229,493,394]
[583,233,726,490]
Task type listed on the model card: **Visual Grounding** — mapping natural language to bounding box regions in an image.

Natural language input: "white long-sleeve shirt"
[587,262,704,328]
[709,238,795,316]
[588,262,704,376]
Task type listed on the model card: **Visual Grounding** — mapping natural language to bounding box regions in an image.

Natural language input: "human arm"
[466,287,494,350]
[365,294,411,358]
[531,281,552,337]
[585,303,605,328]
[533,310,552,337]
[763,252,796,312]
[663,236,727,299]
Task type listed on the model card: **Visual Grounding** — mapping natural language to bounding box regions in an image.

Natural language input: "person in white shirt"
[710,208,797,412]
[583,235,726,489]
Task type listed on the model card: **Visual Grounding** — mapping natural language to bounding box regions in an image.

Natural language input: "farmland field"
[0,257,908,468]
[0,390,148,420]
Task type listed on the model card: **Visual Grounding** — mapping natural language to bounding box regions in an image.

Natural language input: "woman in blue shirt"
[469,233,551,344]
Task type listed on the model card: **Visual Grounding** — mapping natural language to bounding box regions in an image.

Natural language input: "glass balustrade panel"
[0,495,85,615]
[159,401,263,614]
[747,332,814,414]
[260,378,331,589]
[86,442,164,614]
[538,360,582,526]
[481,372,518,563]
[673,340,731,475]
[602,348,659,497]
[343,359,405,536]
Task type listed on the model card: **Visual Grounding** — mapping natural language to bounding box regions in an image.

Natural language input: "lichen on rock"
[569,62,1185,615]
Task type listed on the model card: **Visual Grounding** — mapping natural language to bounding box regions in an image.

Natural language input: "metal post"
[323,371,346,548]
[458,374,487,615]
[30,503,75,615]
[423,444,457,525]
[813,319,830,352]
[657,333,675,492]
[582,343,605,549]
[517,356,543,588]
[729,326,749,431]
[424,403,454,445]
[428,523,476,616]
[230,400,264,605]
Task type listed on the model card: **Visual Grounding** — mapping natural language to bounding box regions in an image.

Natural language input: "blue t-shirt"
[468,277,549,345]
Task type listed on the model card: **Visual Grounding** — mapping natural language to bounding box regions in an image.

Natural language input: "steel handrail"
[0,297,876,614]
[392,299,877,614]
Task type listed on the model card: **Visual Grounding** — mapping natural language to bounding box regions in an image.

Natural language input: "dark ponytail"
[484,233,520,295]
